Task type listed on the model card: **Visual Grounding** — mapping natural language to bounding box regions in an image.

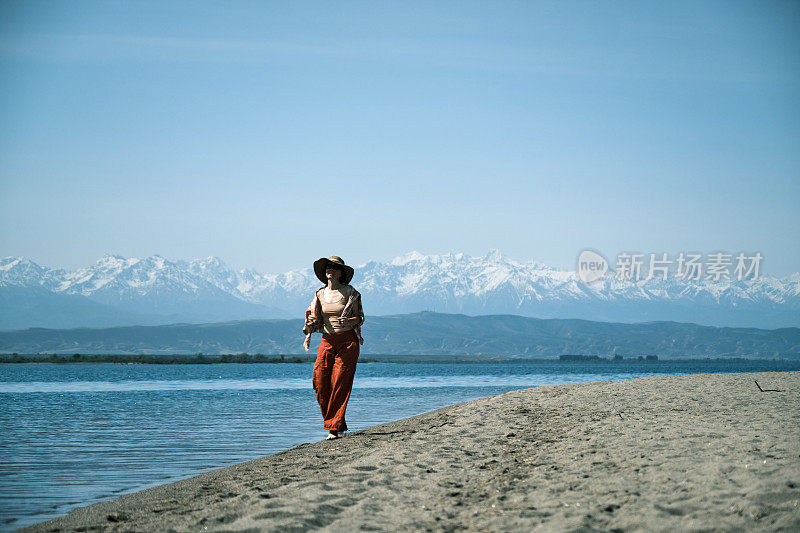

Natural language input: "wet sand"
[21,371,800,532]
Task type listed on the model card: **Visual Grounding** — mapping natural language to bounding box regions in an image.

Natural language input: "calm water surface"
[1,360,798,531]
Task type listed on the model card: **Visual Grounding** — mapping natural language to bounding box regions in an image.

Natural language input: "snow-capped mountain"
[1,250,798,331]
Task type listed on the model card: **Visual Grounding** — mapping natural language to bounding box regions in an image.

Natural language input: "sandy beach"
[20,371,800,532]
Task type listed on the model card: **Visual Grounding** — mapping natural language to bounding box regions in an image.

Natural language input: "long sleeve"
[303,290,323,335]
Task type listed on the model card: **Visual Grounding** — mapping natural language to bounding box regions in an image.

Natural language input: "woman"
[302,256,365,440]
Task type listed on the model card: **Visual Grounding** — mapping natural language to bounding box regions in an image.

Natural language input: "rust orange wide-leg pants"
[312,329,360,432]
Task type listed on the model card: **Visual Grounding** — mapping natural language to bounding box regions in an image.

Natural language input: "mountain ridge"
[2,250,798,330]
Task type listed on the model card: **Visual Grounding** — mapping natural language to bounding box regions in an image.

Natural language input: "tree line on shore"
[0,353,316,364]
[2,353,772,365]
[558,354,659,361]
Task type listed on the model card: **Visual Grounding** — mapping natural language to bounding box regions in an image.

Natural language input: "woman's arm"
[302,290,323,350]
[353,293,365,326]
[302,290,323,331]
[339,290,364,327]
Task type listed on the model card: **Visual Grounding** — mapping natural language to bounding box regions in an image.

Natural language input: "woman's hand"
[337,316,359,327]
[305,313,317,327]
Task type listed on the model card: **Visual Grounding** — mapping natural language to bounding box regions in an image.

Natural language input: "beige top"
[318,286,353,334]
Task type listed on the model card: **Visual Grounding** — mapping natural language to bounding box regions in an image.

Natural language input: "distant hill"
[1,311,797,359]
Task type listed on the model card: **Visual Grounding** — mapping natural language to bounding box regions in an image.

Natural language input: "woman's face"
[325,265,342,282]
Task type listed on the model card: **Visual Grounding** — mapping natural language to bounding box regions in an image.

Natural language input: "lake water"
[1,360,798,531]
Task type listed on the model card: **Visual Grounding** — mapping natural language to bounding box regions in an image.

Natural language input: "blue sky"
[1,1,798,276]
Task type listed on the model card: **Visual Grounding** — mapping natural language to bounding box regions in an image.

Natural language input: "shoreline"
[19,371,800,532]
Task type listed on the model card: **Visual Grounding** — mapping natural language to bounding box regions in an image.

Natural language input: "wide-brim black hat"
[313,256,354,285]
